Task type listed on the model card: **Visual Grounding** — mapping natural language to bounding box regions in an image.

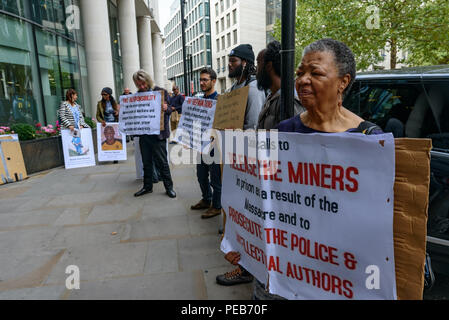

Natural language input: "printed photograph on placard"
[69,129,90,157]
[61,128,96,169]
[97,123,127,162]
[101,124,123,151]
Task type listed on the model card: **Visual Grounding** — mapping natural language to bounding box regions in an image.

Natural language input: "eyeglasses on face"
[200,78,211,82]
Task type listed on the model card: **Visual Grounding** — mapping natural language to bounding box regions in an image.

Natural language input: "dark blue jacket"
[169,94,185,114]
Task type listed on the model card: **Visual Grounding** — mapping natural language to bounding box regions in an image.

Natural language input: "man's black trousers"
[139,135,173,191]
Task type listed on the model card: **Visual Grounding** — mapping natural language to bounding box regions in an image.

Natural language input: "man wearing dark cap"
[227,44,267,129]
[215,44,267,287]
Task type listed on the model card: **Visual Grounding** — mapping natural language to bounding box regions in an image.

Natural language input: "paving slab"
[65,271,205,300]
[187,214,222,236]
[142,197,188,219]
[85,203,142,223]
[177,235,229,272]
[53,208,83,226]
[0,227,59,255]
[49,223,124,249]
[47,192,116,208]
[0,285,67,300]
[45,242,148,284]
[0,209,62,231]
[144,239,179,274]
[120,216,190,242]
[0,249,64,287]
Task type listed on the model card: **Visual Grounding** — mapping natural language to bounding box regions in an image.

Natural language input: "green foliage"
[273,0,449,70]
[10,123,36,141]
[84,117,96,129]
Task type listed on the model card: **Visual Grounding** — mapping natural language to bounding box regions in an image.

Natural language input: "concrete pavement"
[0,142,253,299]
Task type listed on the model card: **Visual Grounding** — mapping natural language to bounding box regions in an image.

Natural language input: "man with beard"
[227,44,267,129]
[190,68,222,219]
[256,41,305,130]
[215,44,267,287]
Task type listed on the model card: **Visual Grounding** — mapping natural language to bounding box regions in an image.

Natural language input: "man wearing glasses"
[190,67,222,219]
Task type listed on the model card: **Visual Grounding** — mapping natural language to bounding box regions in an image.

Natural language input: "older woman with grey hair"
[132,69,176,199]
[277,38,382,134]
[222,39,383,300]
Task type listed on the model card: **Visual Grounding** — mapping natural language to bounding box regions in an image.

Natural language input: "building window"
[216,39,220,52]
[233,29,237,44]
[220,0,224,13]
[221,36,225,49]
[216,21,219,33]
[232,9,237,25]
[217,58,221,71]
[215,3,219,15]
[226,13,230,28]
[226,0,230,9]
[222,56,226,72]
[227,33,231,47]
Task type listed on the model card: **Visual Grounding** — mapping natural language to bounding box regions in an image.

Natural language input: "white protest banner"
[97,123,127,162]
[61,128,95,169]
[119,91,161,136]
[220,131,396,300]
[174,97,217,153]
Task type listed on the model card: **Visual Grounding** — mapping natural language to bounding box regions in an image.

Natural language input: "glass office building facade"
[0,0,90,126]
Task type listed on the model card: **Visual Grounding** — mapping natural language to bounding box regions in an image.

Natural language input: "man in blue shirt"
[190,67,221,219]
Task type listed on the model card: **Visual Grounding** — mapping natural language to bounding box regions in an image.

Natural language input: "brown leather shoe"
[191,200,211,210]
[201,207,222,219]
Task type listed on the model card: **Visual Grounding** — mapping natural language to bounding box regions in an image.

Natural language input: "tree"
[272,0,449,70]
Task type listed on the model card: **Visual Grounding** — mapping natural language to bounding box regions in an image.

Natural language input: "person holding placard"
[227,44,267,130]
[132,70,176,199]
[216,44,267,287]
[96,87,119,127]
[58,89,90,132]
[96,87,120,164]
[277,39,382,135]
[190,68,222,219]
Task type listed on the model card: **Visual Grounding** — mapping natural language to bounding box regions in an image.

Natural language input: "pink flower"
[0,129,4,134]
[48,124,53,129]
[36,123,42,128]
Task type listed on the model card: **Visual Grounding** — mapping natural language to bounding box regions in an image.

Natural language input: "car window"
[344,79,443,143]
[422,80,449,152]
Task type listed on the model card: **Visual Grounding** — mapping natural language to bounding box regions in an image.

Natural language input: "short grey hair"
[133,69,154,89]
[303,38,356,97]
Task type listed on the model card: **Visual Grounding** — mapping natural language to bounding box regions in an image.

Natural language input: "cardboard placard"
[0,137,28,185]
[213,86,249,130]
[394,138,432,300]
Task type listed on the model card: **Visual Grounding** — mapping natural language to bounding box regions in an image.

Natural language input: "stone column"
[117,0,140,90]
[152,32,164,87]
[79,0,115,116]
[137,16,154,79]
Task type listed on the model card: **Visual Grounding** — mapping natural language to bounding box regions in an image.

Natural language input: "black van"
[343,65,449,275]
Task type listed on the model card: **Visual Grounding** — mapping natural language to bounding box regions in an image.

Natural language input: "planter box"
[20,129,97,175]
